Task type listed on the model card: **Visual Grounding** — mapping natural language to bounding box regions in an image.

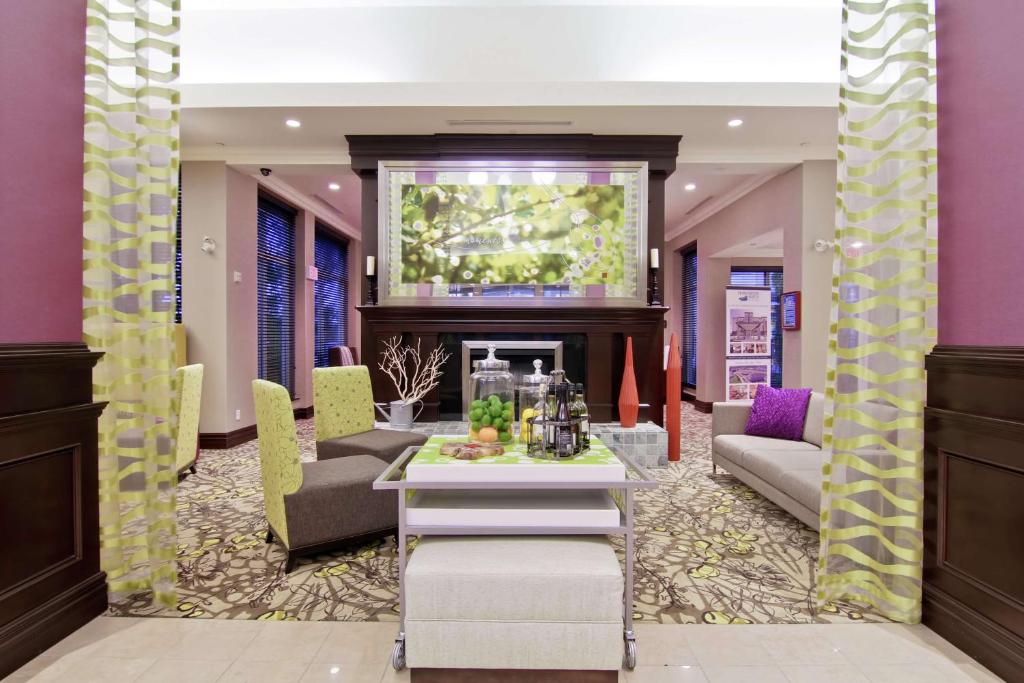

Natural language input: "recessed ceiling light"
[684,183,697,191]
[727,118,744,128]
[328,182,340,191]
[285,119,301,128]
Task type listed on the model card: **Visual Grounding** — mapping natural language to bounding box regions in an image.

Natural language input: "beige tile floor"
[3,617,1004,682]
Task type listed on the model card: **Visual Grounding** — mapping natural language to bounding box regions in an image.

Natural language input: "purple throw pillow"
[744,386,813,441]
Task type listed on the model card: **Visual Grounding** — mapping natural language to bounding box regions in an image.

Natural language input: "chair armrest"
[712,400,754,439]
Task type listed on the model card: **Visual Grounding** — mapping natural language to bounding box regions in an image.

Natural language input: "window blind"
[257,196,296,393]
[681,246,698,388]
[730,268,784,388]
[313,227,349,368]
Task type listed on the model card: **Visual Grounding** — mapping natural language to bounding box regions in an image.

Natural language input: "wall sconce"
[200,236,217,254]
[812,239,835,253]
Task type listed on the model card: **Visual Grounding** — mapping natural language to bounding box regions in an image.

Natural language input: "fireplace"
[460,340,564,418]
[358,305,667,425]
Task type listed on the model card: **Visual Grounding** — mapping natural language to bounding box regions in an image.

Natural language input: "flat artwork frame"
[377,160,649,307]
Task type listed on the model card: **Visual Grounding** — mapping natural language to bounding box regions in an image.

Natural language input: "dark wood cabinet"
[924,345,1024,681]
[0,344,107,678]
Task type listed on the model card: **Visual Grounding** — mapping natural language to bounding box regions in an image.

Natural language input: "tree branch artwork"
[378,336,452,404]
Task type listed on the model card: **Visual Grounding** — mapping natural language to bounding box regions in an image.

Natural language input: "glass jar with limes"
[467,345,515,443]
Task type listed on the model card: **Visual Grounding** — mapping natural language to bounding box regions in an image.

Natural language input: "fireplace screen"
[378,161,648,305]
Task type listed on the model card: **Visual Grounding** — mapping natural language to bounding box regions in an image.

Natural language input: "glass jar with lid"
[517,359,549,444]
[468,344,515,443]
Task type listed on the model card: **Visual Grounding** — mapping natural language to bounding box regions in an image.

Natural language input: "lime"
[481,414,492,426]
[471,399,485,410]
[503,400,514,412]
[492,418,504,431]
[470,421,481,432]
[498,431,511,442]
[488,394,501,404]
[469,408,483,421]
[502,410,513,421]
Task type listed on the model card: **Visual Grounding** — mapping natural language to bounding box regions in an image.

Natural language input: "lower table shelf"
[406,489,620,528]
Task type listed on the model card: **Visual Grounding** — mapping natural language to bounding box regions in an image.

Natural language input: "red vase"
[618,336,639,428]
[666,333,681,462]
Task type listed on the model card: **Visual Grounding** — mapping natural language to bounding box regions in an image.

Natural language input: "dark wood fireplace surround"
[347,134,681,426]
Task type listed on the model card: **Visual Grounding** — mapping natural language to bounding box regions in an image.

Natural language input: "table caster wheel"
[624,638,637,670]
[391,639,406,671]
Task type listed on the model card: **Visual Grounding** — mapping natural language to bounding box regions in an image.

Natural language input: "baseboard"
[923,583,1024,682]
[692,398,713,413]
[199,424,257,449]
[0,571,107,678]
[411,669,617,682]
[294,406,314,419]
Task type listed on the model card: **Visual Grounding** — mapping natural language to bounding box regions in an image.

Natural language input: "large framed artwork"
[377,160,649,306]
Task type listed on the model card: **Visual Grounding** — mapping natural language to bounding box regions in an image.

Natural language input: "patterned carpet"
[108,404,881,624]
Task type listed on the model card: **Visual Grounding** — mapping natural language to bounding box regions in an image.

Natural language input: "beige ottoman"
[404,535,624,671]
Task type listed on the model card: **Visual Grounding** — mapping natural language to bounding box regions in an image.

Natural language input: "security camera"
[260,168,272,177]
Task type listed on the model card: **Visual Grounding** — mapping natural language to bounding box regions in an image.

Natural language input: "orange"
[477,426,498,443]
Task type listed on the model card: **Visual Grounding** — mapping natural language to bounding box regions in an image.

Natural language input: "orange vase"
[666,332,682,461]
[618,336,640,428]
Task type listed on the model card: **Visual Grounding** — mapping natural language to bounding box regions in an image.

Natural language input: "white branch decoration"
[378,336,452,404]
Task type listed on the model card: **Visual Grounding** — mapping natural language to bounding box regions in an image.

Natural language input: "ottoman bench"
[404,535,624,675]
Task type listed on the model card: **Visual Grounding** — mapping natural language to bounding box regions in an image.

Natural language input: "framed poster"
[726,358,771,401]
[726,287,772,358]
[782,291,801,330]
[377,160,648,306]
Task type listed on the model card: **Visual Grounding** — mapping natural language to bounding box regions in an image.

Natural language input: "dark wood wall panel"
[924,345,1024,682]
[0,344,107,679]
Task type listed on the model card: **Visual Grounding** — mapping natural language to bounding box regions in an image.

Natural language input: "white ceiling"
[179,0,841,240]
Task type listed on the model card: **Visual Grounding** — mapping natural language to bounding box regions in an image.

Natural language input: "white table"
[372,436,659,671]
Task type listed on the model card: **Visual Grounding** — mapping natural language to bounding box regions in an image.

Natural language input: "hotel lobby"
[1,1,1022,681]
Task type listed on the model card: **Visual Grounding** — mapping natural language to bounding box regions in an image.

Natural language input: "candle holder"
[365,274,378,306]
[647,268,661,306]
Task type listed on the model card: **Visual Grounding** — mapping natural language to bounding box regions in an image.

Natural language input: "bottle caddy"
[525,369,591,459]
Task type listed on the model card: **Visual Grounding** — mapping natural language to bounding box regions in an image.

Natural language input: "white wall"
[181,161,361,436]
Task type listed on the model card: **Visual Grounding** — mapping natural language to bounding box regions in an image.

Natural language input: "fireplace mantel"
[359,305,668,425]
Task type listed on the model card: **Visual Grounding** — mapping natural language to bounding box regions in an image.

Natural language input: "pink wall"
[936,0,1024,346]
[0,1,86,343]
[665,167,803,403]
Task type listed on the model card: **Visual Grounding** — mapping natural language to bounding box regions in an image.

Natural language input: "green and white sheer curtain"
[819,0,936,624]
[83,0,181,607]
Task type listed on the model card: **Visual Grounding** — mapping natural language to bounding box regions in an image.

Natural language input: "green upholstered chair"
[173,364,204,477]
[252,379,398,573]
[312,366,427,464]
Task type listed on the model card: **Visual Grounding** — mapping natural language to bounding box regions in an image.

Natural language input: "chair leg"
[189,463,197,475]
[266,529,274,544]
[285,552,297,574]
[712,462,717,474]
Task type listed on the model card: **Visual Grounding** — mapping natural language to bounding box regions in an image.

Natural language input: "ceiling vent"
[684,196,716,216]
[446,119,573,127]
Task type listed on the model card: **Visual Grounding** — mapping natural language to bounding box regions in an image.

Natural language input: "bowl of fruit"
[468,394,515,443]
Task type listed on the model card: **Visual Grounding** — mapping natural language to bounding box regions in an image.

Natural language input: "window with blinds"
[257,196,296,394]
[730,267,784,388]
[313,227,349,368]
[174,170,182,323]
[681,246,698,388]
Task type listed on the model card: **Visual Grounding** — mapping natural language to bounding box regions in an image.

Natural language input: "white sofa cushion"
[713,434,819,465]
[405,536,623,623]
[778,469,823,513]
[741,449,824,491]
[802,392,825,446]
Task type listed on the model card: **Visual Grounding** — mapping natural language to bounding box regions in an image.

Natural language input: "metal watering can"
[374,400,424,431]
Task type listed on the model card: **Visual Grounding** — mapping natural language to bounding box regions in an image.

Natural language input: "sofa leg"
[285,553,297,574]
[266,529,274,544]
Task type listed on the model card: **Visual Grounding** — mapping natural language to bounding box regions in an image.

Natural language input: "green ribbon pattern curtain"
[83,0,182,607]
[819,0,937,623]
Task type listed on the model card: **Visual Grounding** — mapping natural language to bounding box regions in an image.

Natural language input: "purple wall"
[937,0,1024,346]
[0,1,86,343]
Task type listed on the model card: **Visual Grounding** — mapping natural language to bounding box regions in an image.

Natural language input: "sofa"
[711,392,825,530]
